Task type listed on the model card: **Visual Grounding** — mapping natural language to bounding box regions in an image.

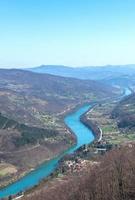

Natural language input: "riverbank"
[0,101,96,199]
[0,103,81,191]
[80,104,102,142]
[19,87,133,200]
[0,89,125,199]
[86,97,135,146]
[23,103,103,197]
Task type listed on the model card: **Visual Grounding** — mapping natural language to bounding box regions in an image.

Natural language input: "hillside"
[0,111,75,188]
[112,93,135,130]
[0,69,117,187]
[0,113,59,150]
[21,90,135,200]
[23,144,135,200]
[0,69,117,126]
[84,90,135,146]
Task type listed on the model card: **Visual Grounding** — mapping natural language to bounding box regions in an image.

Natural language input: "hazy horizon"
[1,63,135,70]
[0,0,135,68]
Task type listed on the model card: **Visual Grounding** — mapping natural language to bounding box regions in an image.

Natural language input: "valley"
[0,69,118,197]
[21,88,135,200]
[0,68,135,200]
[1,1,135,199]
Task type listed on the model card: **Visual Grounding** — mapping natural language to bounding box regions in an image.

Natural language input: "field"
[0,163,17,177]
[86,99,135,145]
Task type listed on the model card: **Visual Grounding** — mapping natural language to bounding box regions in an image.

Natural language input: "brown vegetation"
[0,69,116,124]
[112,93,135,128]
[0,69,118,186]
[23,144,135,200]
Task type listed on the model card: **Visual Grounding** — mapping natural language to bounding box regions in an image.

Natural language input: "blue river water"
[0,104,95,198]
[0,87,132,198]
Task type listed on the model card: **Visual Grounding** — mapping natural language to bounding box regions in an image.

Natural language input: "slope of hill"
[23,144,135,200]
[0,69,117,187]
[0,69,117,126]
[112,93,135,130]
[0,111,75,188]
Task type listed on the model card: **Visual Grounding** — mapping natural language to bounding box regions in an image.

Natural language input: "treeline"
[0,113,18,129]
[112,94,135,129]
[14,125,59,147]
[23,144,135,200]
[0,113,59,147]
[112,108,135,128]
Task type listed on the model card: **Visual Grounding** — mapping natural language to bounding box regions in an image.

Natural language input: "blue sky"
[0,0,135,68]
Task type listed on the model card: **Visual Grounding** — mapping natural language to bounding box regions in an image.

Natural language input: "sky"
[0,0,135,68]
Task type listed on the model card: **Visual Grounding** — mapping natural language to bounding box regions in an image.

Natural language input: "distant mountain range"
[26,64,135,87]
[27,64,135,78]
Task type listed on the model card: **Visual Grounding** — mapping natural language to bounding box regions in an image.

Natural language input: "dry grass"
[0,163,17,177]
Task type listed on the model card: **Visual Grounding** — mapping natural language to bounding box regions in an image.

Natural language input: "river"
[0,88,132,199]
[0,104,95,198]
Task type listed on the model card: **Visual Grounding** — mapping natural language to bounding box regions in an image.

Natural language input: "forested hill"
[0,69,117,126]
[112,93,135,129]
